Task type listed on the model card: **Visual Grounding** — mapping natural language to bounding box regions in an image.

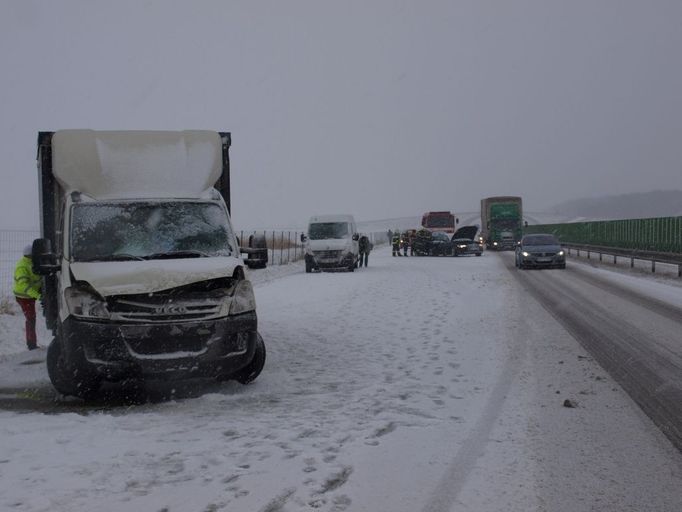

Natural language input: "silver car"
[515,234,566,269]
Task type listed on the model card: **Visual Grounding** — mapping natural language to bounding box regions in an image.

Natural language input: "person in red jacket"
[13,245,42,350]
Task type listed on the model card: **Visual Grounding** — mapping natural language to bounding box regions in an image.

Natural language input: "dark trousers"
[359,252,369,267]
[15,297,37,348]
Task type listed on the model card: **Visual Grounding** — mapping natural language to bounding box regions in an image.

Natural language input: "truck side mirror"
[32,238,60,275]
[300,233,307,243]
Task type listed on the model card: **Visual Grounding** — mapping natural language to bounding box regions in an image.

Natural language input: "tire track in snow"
[420,280,528,512]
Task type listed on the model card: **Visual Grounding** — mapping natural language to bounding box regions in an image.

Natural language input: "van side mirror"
[352,233,359,241]
[32,238,60,275]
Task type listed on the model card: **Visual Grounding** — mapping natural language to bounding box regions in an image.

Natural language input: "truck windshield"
[425,215,454,228]
[70,202,236,262]
[308,222,349,240]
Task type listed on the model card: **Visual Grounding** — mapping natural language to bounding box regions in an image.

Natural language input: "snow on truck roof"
[52,130,223,199]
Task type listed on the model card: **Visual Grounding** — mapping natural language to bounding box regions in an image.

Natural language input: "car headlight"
[458,244,467,249]
[522,251,530,257]
[558,250,565,256]
[229,280,257,315]
[64,286,110,319]
[493,242,498,246]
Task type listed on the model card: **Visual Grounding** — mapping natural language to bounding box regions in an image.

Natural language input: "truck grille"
[107,297,223,323]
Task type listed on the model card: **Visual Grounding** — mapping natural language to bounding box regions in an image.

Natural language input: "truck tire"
[234,333,266,384]
[47,337,101,399]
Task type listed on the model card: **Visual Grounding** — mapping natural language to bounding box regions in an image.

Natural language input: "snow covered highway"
[1,247,681,511]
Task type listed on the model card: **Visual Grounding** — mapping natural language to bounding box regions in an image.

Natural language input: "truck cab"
[303,214,359,272]
[33,130,265,398]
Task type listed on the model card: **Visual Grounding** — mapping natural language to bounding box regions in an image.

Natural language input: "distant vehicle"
[451,226,483,257]
[480,196,523,250]
[421,211,458,234]
[32,130,266,398]
[303,214,359,272]
[430,232,452,256]
[515,233,566,269]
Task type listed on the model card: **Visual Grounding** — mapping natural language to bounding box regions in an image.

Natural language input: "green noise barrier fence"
[525,216,682,254]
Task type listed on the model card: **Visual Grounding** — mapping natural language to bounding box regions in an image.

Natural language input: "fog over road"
[0,248,680,511]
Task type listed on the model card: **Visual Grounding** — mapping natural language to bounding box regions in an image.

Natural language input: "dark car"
[451,226,482,256]
[515,233,566,269]
[430,232,452,256]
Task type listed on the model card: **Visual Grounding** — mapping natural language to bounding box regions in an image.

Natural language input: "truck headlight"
[64,286,110,319]
[522,251,530,257]
[558,250,565,256]
[229,280,257,315]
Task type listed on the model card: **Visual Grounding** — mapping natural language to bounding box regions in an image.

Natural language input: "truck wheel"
[47,337,101,399]
[234,333,266,384]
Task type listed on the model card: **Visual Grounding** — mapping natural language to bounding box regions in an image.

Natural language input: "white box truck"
[32,130,265,398]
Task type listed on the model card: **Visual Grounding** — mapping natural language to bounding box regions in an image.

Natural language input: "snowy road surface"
[1,248,681,511]
[506,253,682,450]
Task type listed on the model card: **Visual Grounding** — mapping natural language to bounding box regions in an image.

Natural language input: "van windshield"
[70,202,236,262]
[308,222,349,240]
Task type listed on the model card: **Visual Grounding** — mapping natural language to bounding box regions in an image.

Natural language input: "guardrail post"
[287,231,291,263]
[599,252,602,262]
[587,250,590,259]
[631,257,634,268]
[613,255,617,264]
[678,264,681,278]
[652,260,656,273]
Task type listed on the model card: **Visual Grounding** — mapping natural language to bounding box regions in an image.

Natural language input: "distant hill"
[549,190,682,221]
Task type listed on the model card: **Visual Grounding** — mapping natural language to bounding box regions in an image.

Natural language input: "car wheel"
[476,253,481,256]
[233,333,266,385]
[47,337,101,399]
[559,263,566,269]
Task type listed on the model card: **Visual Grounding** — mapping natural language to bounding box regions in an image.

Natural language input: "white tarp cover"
[52,130,223,199]
[70,257,240,296]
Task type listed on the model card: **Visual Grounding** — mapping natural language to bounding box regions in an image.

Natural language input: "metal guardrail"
[563,243,682,277]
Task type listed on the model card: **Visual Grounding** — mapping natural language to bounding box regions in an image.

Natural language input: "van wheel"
[47,337,101,399]
[234,333,266,384]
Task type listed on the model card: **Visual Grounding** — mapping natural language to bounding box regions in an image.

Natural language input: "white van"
[303,214,359,272]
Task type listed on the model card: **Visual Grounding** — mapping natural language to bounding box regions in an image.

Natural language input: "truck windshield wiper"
[78,253,146,262]
[145,250,210,260]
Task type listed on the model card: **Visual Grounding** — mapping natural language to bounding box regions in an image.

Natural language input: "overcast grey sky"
[1,0,681,230]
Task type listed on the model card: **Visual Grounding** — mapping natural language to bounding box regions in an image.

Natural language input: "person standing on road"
[13,245,42,350]
[358,234,371,267]
[392,231,402,257]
